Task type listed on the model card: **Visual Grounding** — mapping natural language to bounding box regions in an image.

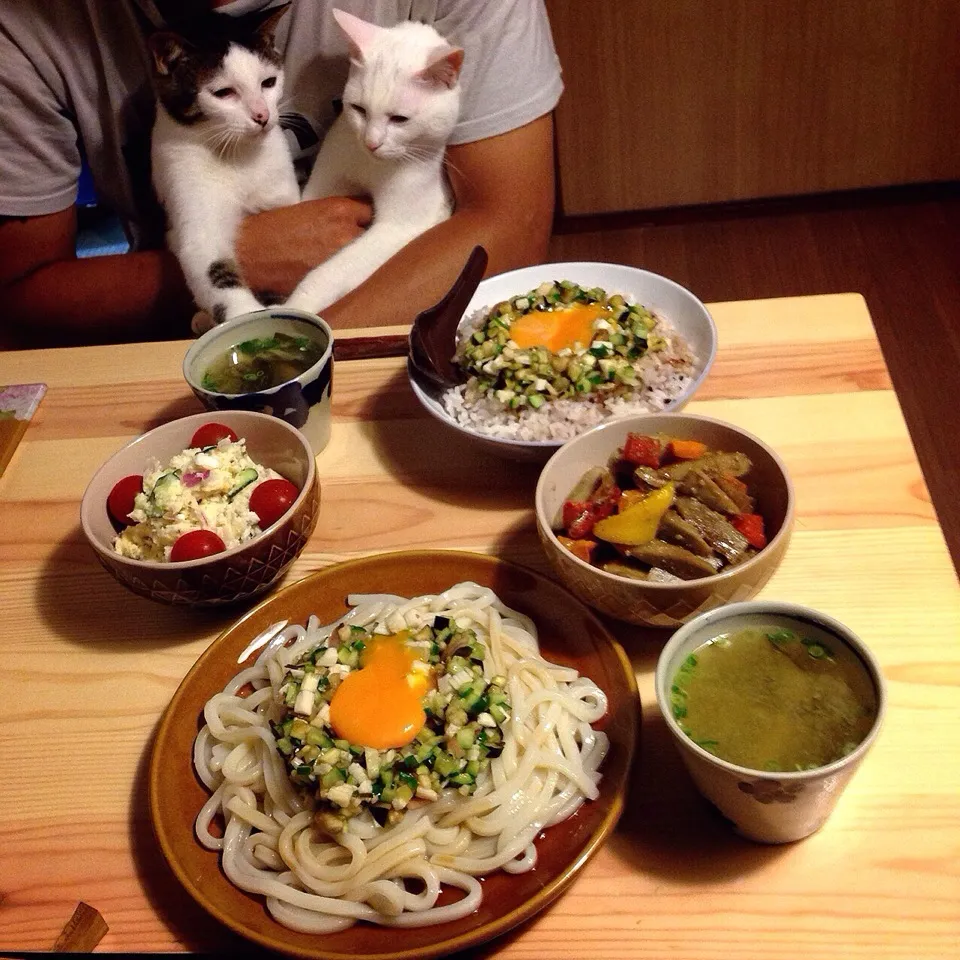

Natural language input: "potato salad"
[112,437,284,562]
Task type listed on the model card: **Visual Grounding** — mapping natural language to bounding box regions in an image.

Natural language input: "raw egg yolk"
[328,631,433,749]
[509,302,611,353]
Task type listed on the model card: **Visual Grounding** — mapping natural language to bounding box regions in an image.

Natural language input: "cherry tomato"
[107,474,144,526]
[249,478,299,528]
[170,529,227,562]
[190,422,238,448]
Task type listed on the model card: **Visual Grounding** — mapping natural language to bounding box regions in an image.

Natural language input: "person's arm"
[236,196,373,298]
[317,113,557,330]
[0,207,195,349]
[0,198,374,349]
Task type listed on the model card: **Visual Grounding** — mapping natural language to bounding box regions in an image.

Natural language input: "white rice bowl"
[408,263,717,461]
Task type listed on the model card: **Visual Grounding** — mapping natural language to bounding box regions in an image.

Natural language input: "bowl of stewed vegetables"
[80,410,320,607]
[534,412,794,627]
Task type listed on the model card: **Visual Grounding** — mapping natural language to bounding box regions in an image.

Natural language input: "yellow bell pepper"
[593,482,676,545]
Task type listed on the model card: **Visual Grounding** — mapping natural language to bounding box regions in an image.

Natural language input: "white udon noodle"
[193,581,610,932]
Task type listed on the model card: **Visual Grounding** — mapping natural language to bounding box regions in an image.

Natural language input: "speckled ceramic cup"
[183,309,333,457]
[655,601,886,843]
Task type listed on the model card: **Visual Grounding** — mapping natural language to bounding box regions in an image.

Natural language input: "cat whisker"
[404,146,442,165]
[441,155,467,182]
[199,128,224,148]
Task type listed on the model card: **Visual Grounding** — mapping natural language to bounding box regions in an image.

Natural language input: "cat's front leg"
[282,262,351,314]
[170,212,264,325]
[284,221,426,314]
[184,253,264,324]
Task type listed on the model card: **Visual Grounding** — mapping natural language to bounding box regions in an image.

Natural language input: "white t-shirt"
[0,0,563,249]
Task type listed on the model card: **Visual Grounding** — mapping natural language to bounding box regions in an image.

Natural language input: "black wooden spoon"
[408,245,488,389]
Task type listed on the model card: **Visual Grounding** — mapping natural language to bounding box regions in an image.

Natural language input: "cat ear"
[148,31,193,76]
[251,2,291,45]
[332,8,382,64]
[417,45,464,90]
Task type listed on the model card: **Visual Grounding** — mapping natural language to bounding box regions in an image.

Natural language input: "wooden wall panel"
[547,0,960,214]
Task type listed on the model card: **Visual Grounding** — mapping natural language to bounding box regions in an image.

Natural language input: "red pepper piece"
[562,499,590,528]
[590,491,618,521]
[731,513,767,549]
[562,500,595,539]
[621,433,662,468]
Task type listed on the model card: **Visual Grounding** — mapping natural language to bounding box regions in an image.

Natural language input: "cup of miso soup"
[183,309,334,456]
[655,601,885,843]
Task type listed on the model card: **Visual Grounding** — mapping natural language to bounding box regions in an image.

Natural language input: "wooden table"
[1,294,957,958]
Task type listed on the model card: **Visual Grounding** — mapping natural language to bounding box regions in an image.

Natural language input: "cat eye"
[390,115,410,124]
[212,87,235,99]
[261,77,278,89]
[350,103,367,117]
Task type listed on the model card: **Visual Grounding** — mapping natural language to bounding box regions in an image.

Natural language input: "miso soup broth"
[202,331,325,395]
[670,622,878,772]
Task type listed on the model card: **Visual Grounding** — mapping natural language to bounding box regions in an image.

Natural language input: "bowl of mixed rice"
[408,262,717,461]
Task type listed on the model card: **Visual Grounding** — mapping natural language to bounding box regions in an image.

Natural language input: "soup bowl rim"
[182,308,334,400]
[654,599,887,780]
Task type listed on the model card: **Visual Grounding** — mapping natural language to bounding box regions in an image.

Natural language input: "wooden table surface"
[1,293,957,959]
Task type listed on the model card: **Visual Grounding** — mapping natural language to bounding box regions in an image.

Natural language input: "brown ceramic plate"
[149,550,638,960]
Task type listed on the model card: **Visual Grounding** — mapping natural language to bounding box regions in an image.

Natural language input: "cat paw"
[191,310,216,336]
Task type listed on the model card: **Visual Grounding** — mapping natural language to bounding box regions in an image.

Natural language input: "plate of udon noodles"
[150,550,638,960]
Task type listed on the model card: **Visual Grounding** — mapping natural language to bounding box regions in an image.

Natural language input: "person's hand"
[236,195,374,299]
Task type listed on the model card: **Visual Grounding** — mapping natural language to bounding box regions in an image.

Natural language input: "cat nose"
[251,99,269,127]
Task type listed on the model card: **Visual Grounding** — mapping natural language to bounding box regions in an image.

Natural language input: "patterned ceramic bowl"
[183,309,334,456]
[535,413,794,628]
[80,411,320,608]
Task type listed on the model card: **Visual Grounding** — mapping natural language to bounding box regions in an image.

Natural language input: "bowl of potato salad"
[81,411,319,608]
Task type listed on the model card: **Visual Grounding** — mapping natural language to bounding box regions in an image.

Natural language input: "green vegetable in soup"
[672,625,877,771]
[202,331,324,394]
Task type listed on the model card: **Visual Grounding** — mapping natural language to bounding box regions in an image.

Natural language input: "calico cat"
[149,5,298,326]
[284,10,464,314]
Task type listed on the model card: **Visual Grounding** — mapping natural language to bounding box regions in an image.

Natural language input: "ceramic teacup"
[183,309,333,457]
[655,601,886,843]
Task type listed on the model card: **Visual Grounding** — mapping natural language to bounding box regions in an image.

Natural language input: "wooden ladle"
[408,245,488,389]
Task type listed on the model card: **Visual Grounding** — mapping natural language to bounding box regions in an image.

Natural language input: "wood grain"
[0,295,957,958]
[547,0,960,213]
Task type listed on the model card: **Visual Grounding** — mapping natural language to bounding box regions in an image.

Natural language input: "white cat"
[284,10,464,314]
[149,6,299,326]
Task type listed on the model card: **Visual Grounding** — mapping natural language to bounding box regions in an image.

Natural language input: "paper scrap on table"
[0,383,47,476]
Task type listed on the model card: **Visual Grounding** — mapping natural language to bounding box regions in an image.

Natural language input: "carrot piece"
[667,438,708,460]
[558,536,598,564]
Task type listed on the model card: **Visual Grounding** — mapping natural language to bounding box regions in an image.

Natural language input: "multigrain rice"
[442,296,697,443]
